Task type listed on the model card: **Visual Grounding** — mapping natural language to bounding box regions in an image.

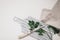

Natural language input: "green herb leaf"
[35,28,45,35]
[28,20,40,30]
[48,25,60,34]
[34,22,39,28]
[28,20,35,30]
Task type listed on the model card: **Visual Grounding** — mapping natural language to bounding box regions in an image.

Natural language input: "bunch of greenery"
[28,20,46,35]
[28,20,60,36]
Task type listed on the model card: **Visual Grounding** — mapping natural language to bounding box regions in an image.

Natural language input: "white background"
[0,0,57,40]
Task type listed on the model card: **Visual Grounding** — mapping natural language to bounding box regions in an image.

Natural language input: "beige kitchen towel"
[40,0,60,28]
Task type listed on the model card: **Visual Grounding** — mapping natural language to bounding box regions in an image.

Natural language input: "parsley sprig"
[28,20,45,35]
